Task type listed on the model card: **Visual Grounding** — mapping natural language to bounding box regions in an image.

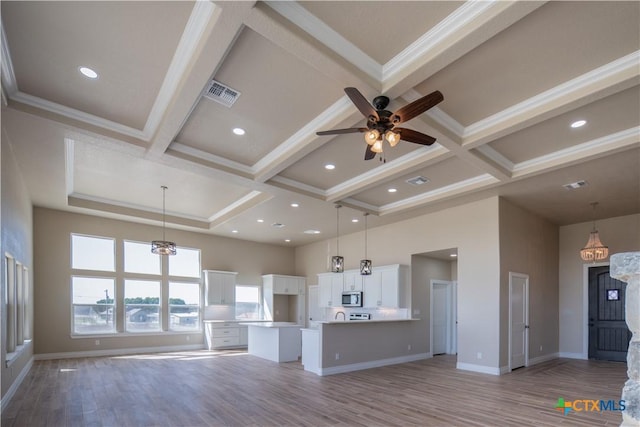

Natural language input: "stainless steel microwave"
[342,291,363,307]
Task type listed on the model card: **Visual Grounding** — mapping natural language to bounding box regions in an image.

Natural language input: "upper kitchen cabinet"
[204,270,238,305]
[343,270,363,292]
[363,265,409,309]
[318,272,345,308]
[262,274,304,295]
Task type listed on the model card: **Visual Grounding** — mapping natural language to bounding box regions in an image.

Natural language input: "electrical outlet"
[335,353,340,360]
[95,339,100,346]
[477,352,482,359]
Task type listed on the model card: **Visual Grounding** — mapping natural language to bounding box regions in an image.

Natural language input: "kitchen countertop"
[318,318,420,324]
[240,322,301,328]
[203,319,271,323]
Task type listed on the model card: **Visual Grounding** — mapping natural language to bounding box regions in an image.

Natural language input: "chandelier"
[151,186,177,256]
[360,212,372,275]
[580,202,608,262]
[331,204,344,272]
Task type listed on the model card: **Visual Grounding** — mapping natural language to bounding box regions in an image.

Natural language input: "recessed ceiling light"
[388,188,397,193]
[257,219,264,223]
[290,203,299,208]
[304,229,321,235]
[285,239,291,243]
[231,229,238,234]
[232,127,245,135]
[351,218,359,223]
[324,164,336,170]
[571,120,587,128]
[450,254,458,258]
[79,66,98,79]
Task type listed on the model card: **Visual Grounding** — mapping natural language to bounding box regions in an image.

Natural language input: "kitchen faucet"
[335,311,345,321]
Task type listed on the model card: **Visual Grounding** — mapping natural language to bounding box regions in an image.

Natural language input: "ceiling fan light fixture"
[385,130,401,147]
[371,139,383,153]
[364,129,380,145]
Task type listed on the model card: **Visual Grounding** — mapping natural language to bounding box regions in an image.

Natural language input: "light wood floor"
[1,350,627,427]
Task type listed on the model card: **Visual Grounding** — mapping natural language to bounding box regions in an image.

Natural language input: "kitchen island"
[242,322,301,363]
[301,318,423,376]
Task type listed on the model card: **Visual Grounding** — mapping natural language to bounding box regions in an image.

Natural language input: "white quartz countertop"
[318,318,420,324]
[240,322,301,328]
[203,319,271,323]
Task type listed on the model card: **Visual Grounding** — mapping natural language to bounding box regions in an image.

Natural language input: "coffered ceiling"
[2,1,639,246]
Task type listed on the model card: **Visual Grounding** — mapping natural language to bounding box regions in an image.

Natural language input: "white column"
[610,252,640,426]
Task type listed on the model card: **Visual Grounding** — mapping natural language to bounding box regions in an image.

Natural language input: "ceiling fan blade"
[396,128,437,146]
[316,127,367,136]
[364,144,376,160]
[344,87,379,121]
[391,90,443,124]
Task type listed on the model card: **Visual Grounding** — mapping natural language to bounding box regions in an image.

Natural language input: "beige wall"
[1,130,34,401]
[296,197,502,370]
[498,199,559,368]
[559,213,640,357]
[33,207,295,355]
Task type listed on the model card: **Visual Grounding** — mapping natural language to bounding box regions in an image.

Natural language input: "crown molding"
[475,145,514,172]
[168,142,254,177]
[264,1,382,81]
[207,190,272,227]
[0,23,17,96]
[463,51,640,146]
[378,173,499,215]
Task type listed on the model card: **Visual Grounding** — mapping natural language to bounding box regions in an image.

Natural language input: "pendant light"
[331,204,344,272]
[360,213,372,275]
[580,202,608,262]
[151,186,177,256]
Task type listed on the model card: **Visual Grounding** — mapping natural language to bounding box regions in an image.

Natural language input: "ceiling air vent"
[203,79,240,108]
[271,223,285,229]
[563,180,588,190]
[406,176,430,186]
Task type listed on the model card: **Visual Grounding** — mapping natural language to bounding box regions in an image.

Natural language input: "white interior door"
[509,273,529,370]
[432,284,448,355]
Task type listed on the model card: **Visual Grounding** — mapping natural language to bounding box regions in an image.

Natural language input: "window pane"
[169,282,200,331]
[72,277,115,334]
[169,247,200,278]
[71,234,115,271]
[124,241,161,275]
[125,280,161,332]
[235,286,261,320]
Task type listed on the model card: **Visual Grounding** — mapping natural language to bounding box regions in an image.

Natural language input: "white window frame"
[168,281,201,331]
[235,284,263,320]
[70,233,115,272]
[124,279,162,333]
[71,276,117,335]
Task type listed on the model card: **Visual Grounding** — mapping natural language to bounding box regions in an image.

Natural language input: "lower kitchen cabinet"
[204,321,248,350]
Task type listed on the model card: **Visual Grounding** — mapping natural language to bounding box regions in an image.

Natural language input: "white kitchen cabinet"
[204,321,246,349]
[343,269,363,291]
[262,274,306,325]
[204,270,238,305]
[263,275,301,295]
[362,264,409,308]
[318,272,344,308]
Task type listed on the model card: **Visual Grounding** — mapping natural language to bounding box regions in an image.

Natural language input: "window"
[235,285,261,319]
[23,266,31,340]
[124,241,161,275]
[72,276,116,334]
[71,234,115,271]
[16,261,24,346]
[124,280,161,332]
[169,282,200,331]
[169,247,201,278]
[5,254,16,352]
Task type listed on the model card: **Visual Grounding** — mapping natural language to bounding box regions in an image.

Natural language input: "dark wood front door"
[588,266,630,361]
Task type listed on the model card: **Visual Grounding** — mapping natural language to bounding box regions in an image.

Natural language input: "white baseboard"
[1,356,33,412]
[319,353,429,376]
[34,343,206,361]
[559,352,587,360]
[528,352,560,366]
[456,362,501,375]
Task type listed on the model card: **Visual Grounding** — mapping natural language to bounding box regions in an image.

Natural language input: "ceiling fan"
[316,87,444,160]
